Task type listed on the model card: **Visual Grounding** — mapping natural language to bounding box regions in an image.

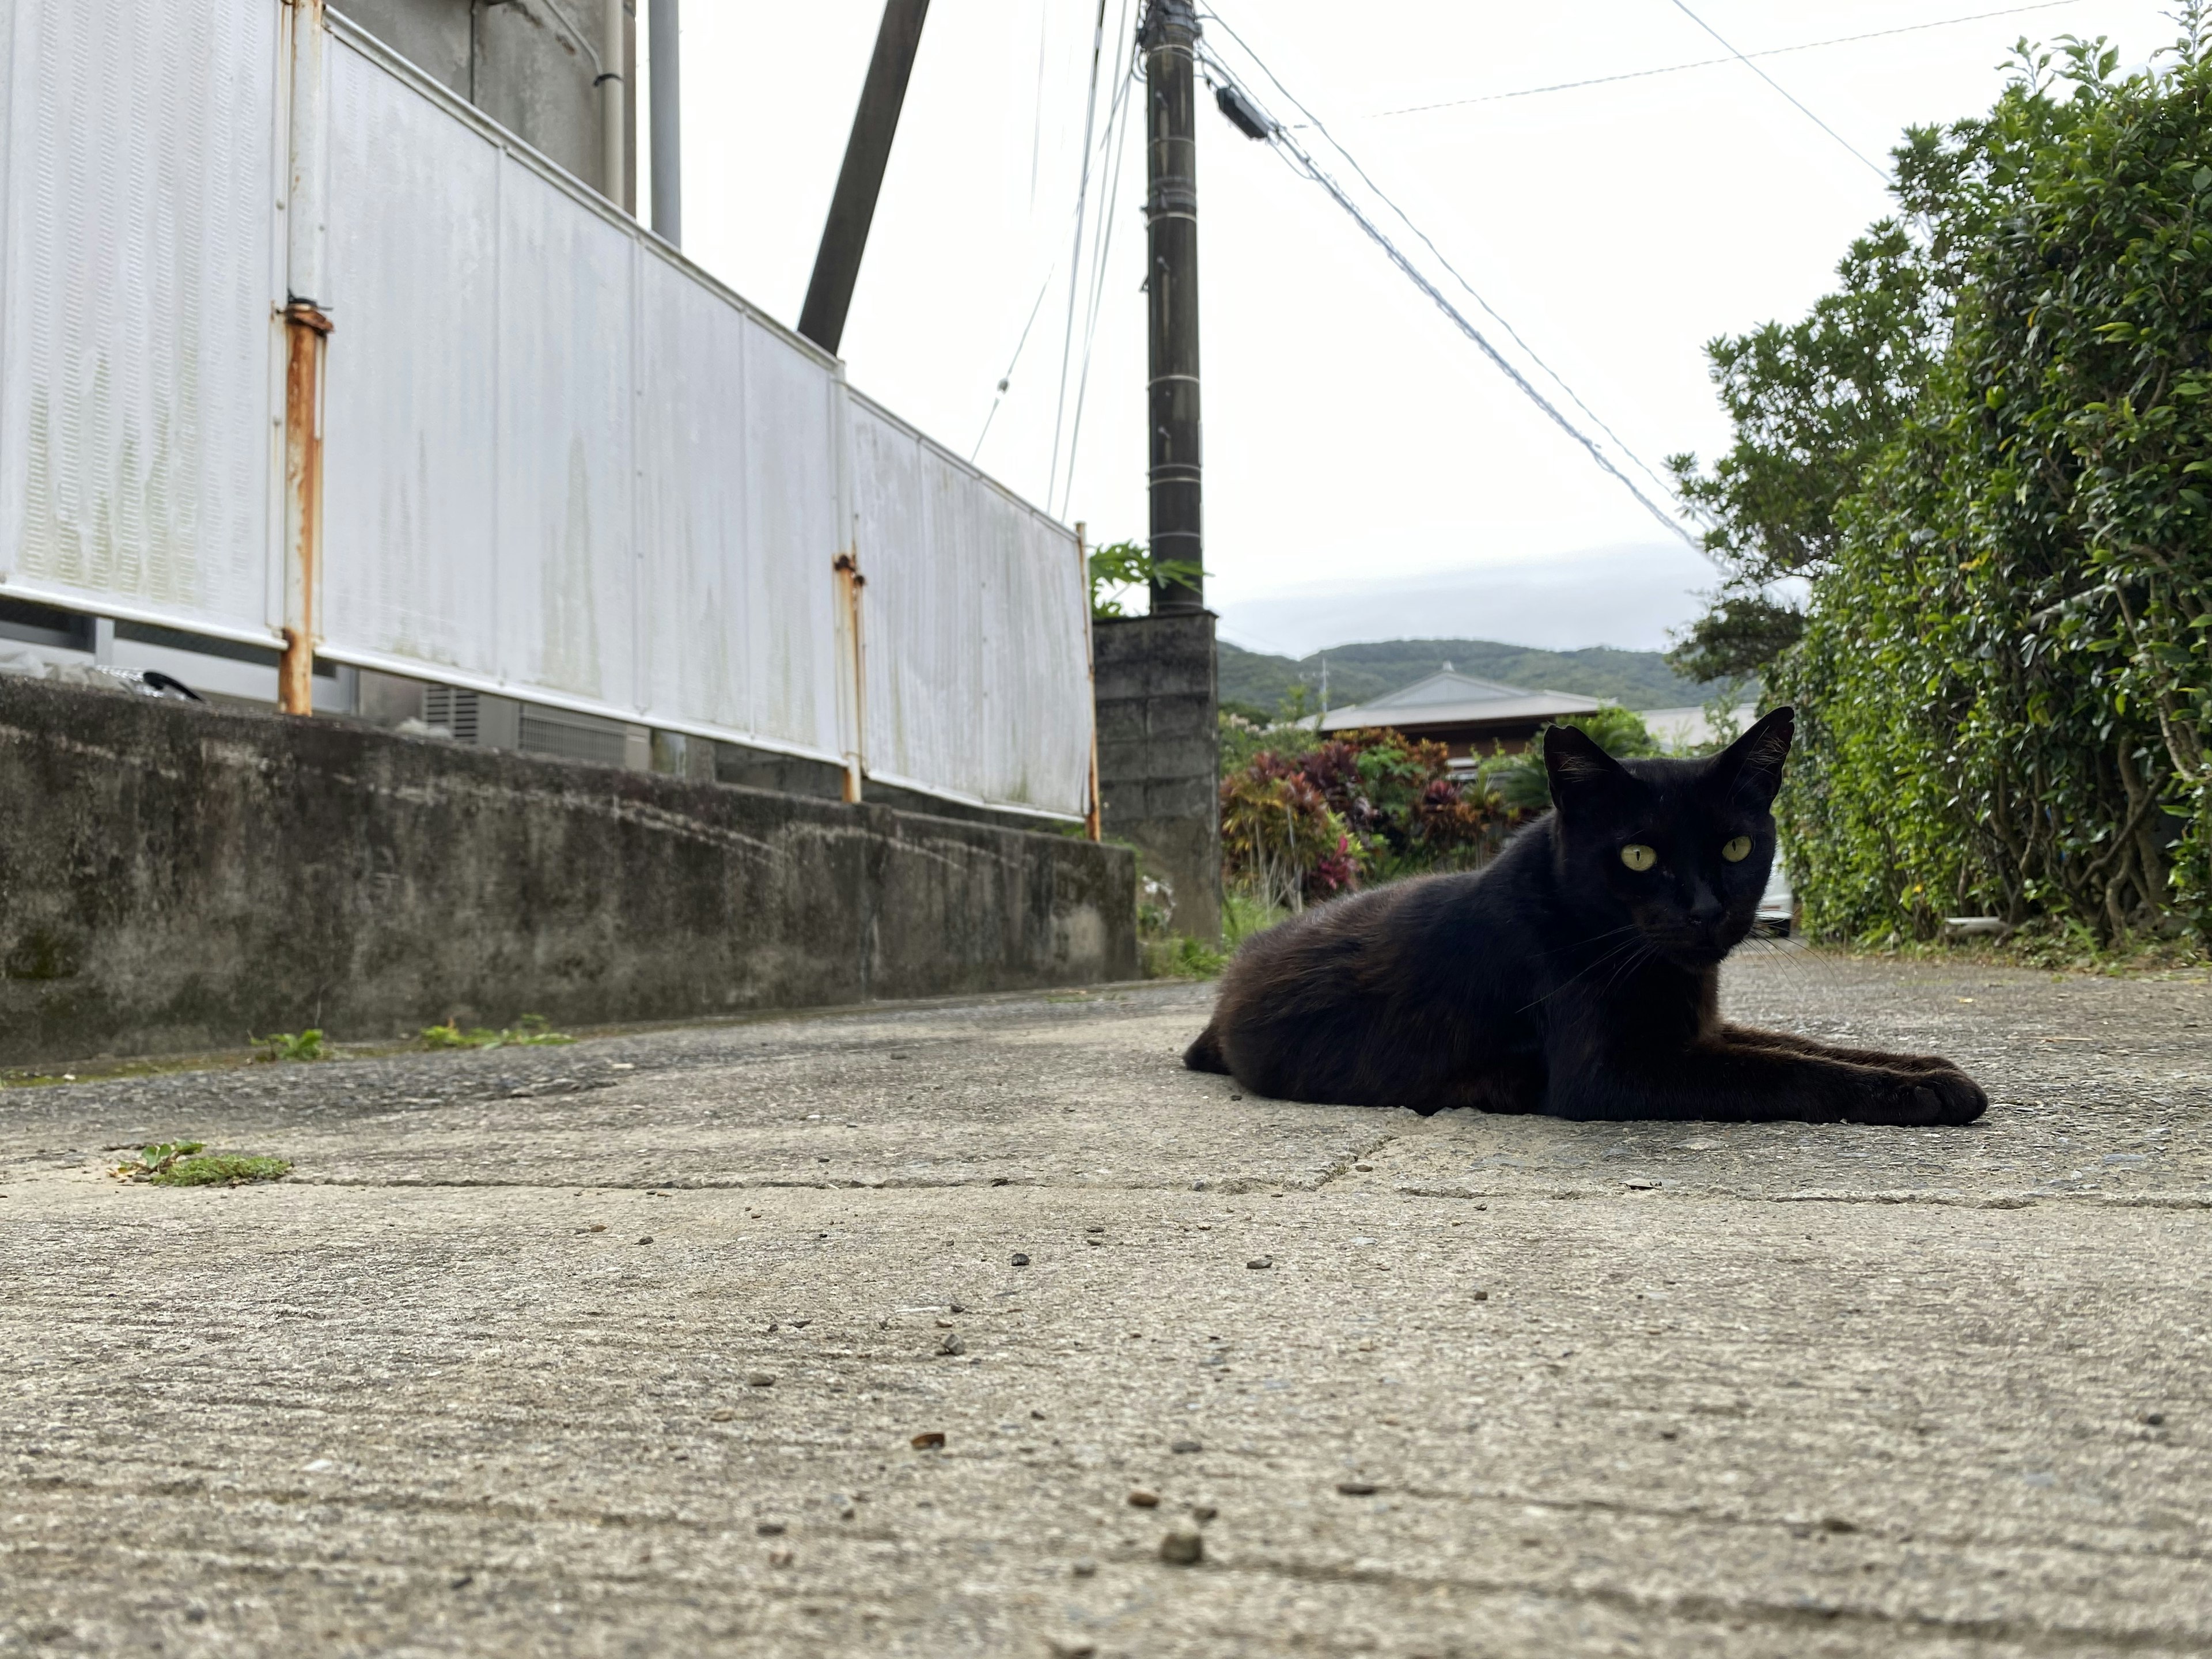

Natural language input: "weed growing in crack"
[113,1142,291,1187]
[252,1029,325,1063]
[420,1013,574,1051]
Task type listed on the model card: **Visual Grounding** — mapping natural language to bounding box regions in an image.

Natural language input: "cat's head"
[1542,707,1793,967]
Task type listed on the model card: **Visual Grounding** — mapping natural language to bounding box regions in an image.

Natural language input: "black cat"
[1185,708,1987,1125]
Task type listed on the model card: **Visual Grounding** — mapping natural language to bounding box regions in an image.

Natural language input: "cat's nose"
[1689,887,1725,932]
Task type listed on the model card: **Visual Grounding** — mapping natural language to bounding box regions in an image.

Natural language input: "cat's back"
[1222,867,1472,1003]
[1198,832,1551,1103]
[1225,825,1548,992]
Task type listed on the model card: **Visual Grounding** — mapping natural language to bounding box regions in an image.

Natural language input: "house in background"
[1317,669,1602,764]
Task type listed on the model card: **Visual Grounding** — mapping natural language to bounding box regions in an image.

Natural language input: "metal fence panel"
[492,158,638,709]
[634,251,841,757]
[1,5,1089,817]
[735,296,842,758]
[319,28,845,763]
[319,36,499,677]
[853,395,1090,817]
[0,0,280,638]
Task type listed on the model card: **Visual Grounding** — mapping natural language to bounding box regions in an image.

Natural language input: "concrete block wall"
[0,679,1136,1066]
[1093,611,1221,943]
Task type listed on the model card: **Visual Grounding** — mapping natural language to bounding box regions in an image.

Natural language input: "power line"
[1196,10,1696,543]
[1254,99,1692,542]
[1047,0,1114,515]
[1203,12,1681,509]
[1360,2,2086,121]
[970,268,1055,461]
[972,32,1138,469]
[1287,137,1694,544]
[1057,9,1139,519]
[1664,0,1890,181]
[1027,6,1050,209]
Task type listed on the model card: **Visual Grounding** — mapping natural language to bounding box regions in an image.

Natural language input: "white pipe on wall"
[649,0,680,243]
[599,0,626,206]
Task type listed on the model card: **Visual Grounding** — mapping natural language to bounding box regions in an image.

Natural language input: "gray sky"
[644,0,2179,658]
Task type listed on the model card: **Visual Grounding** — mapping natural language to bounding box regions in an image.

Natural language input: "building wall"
[0,679,1137,1066]
[336,0,617,197]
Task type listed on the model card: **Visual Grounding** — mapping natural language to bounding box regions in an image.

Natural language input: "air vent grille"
[422,684,480,744]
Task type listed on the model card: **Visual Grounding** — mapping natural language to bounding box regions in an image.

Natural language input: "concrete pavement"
[2,949,2209,1656]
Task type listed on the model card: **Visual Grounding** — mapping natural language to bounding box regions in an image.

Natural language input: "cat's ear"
[1544,722,1632,815]
[1711,706,1794,808]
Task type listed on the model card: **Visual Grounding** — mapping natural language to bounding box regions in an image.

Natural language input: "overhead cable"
[1196,10,1697,545]
[1268,127,1695,545]
[1047,0,1115,516]
[1664,0,1891,180]
[974,14,1137,469]
[1202,10,1683,510]
[1058,1,1139,519]
[1361,2,2086,121]
[971,268,1056,460]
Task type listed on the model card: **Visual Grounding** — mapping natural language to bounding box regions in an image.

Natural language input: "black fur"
[1185,708,1987,1125]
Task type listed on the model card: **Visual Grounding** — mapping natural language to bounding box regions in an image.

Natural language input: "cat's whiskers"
[1533,922,1643,961]
[1597,942,1658,998]
[1730,930,1838,990]
[1516,930,1653,1013]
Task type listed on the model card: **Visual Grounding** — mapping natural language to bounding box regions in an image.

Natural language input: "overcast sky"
[642,0,2179,658]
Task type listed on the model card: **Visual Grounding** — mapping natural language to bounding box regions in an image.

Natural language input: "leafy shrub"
[1671,21,2212,948]
[1476,706,1662,813]
[1220,726,1509,908]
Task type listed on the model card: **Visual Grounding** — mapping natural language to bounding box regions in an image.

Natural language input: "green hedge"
[1685,29,2212,945]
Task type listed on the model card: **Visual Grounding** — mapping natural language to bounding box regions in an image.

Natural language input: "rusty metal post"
[281,0,333,716]
[1077,521,1101,841]
[279,305,332,714]
[833,552,867,803]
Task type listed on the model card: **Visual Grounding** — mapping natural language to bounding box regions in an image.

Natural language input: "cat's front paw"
[1845,1066,1987,1127]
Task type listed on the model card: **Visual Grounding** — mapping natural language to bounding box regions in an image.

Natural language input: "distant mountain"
[1218,637,1717,717]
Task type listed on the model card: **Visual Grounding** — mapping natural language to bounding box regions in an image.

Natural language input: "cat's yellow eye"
[1722,835,1753,863]
[1620,843,1657,872]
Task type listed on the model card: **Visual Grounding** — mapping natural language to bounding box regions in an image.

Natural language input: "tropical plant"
[1219,726,1514,909]
[1088,539,1203,619]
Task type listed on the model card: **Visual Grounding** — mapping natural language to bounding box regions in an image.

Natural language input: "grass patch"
[154,1153,293,1186]
[1141,934,1227,980]
[1223,888,1290,948]
[1829,923,2208,978]
[421,1013,575,1051]
[113,1142,291,1186]
[252,1029,325,1063]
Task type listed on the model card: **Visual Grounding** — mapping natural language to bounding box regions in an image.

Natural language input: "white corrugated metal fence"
[0,0,1094,821]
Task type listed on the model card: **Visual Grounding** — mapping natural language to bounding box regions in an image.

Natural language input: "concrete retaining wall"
[1094,612,1221,942]
[0,679,1136,1065]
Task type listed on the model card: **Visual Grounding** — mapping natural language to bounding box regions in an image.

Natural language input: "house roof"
[1317,669,1604,733]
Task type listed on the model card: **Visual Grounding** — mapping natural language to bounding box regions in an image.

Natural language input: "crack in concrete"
[1312,1131,1400,1193]
[1185,1552,2206,1653]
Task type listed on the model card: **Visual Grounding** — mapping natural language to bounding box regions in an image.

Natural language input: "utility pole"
[798,0,931,355]
[1090,0,1218,946]
[1143,0,1202,613]
[649,0,681,243]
